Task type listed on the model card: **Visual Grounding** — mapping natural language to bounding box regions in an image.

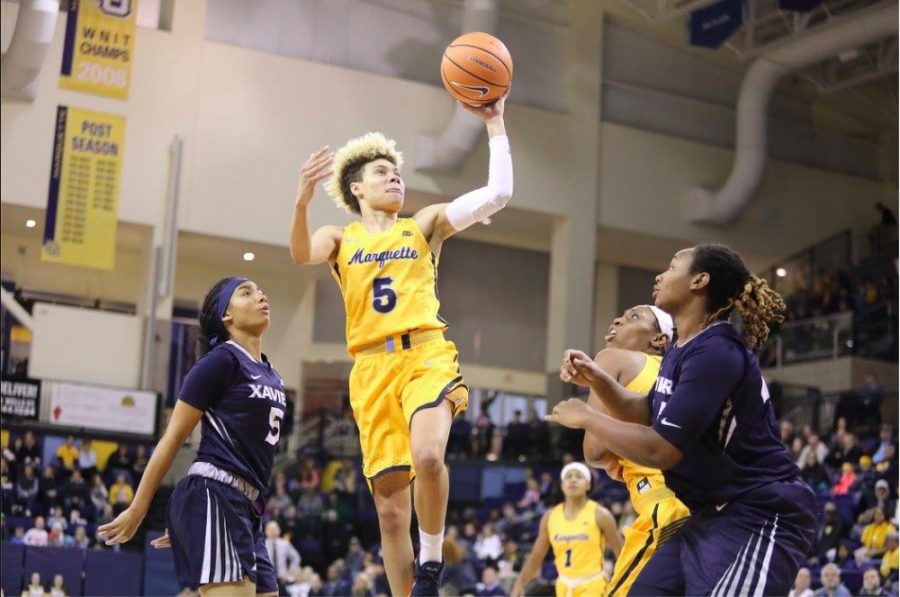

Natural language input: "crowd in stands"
[3,390,896,596]
[787,414,900,597]
[780,269,896,324]
[1,432,150,553]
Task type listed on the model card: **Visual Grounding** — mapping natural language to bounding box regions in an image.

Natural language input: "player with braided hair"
[548,243,815,596]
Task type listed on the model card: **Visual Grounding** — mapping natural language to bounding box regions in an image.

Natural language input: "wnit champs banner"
[42,106,125,270]
[59,0,138,100]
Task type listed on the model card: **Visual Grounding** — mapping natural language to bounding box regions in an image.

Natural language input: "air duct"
[415,0,500,172]
[1,0,60,101]
[691,2,899,224]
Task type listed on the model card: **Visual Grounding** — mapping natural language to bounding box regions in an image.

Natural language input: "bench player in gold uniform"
[289,97,511,596]
[511,462,622,597]
[572,305,690,596]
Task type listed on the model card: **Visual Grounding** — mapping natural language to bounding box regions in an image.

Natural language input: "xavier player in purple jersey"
[549,244,816,596]
[98,277,284,596]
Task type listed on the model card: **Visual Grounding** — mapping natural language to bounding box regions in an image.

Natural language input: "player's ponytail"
[196,278,233,356]
[689,244,785,350]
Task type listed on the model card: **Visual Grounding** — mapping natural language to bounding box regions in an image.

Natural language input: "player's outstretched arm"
[546,400,683,471]
[561,349,651,425]
[97,400,204,545]
[510,510,552,597]
[415,96,512,244]
[290,146,342,265]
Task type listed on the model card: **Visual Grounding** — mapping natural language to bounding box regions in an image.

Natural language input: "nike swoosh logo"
[250,374,263,380]
[451,81,489,96]
[716,502,728,512]
[660,417,682,429]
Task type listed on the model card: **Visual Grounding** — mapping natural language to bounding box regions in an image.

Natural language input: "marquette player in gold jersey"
[289,97,511,596]
[571,305,690,596]
[511,462,622,597]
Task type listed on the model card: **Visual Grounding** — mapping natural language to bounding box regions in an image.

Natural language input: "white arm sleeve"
[445,135,513,231]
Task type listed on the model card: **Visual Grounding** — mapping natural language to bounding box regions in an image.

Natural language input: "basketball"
[441,32,513,106]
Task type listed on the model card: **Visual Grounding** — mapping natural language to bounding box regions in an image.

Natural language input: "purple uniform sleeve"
[653,338,745,451]
[178,349,236,412]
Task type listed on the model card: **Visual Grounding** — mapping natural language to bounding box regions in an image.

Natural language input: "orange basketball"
[441,32,513,106]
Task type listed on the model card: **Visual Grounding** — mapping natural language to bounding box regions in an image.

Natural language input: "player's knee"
[375,501,409,536]
[412,445,445,477]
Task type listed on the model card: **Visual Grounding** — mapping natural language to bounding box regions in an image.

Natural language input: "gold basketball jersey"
[619,354,674,513]
[331,218,447,355]
[548,500,605,578]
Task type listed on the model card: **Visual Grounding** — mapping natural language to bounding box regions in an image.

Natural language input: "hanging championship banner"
[59,0,138,100]
[42,106,125,270]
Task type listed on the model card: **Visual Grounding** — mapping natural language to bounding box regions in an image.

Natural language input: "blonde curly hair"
[324,132,404,215]
[690,244,786,350]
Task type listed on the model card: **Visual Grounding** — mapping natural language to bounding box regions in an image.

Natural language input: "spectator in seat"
[72,525,90,549]
[831,462,857,496]
[474,522,504,564]
[39,465,60,512]
[264,520,302,593]
[815,502,846,564]
[108,473,134,514]
[814,563,851,597]
[105,445,132,482]
[15,464,39,516]
[22,572,45,597]
[874,444,897,482]
[19,431,41,469]
[860,507,897,560]
[56,436,78,475]
[23,516,49,546]
[297,457,320,491]
[827,433,862,469]
[799,434,829,470]
[47,506,67,532]
[476,565,506,597]
[77,439,98,481]
[10,526,26,545]
[61,470,90,514]
[880,532,899,586]
[89,474,108,514]
[516,478,541,511]
[442,532,478,596]
[860,479,897,525]
[131,445,148,483]
[345,536,366,574]
[859,566,889,596]
[873,424,895,465]
[790,567,814,597]
[48,574,67,597]
[800,451,831,493]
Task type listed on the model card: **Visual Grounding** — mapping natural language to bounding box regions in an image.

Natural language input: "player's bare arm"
[561,349,651,425]
[596,505,623,557]
[583,348,646,469]
[509,510,552,597]
[414,96,512,254]
[547,399,683,471]
[290,146,343,265]
[97,400,204,545]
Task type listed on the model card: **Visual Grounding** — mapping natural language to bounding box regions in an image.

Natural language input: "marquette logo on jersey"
[248,384,287,407]
[347,247,419,269]
[655,377,674,395]
[553,532,590,542]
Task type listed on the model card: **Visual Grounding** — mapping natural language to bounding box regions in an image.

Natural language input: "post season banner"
[60,0,138,100]
[42,106,125,270]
